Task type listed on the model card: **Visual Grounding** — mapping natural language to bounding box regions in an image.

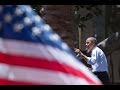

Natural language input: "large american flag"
[0,5,102,85]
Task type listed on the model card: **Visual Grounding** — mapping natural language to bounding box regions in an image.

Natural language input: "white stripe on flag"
[0,63,92,85]
[0,38,101,83]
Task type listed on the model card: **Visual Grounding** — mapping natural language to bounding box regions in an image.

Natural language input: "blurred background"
[32,5,120,84]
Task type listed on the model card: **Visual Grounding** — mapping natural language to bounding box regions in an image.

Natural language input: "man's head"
[85,37,97,52]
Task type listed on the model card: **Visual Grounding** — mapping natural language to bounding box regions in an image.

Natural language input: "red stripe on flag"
[0,52,100,85]
[0,78,45,85]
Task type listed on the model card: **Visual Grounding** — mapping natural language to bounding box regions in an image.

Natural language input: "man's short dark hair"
[87,37,97,45]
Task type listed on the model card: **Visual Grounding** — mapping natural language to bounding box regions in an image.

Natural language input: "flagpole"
[78,27,81,49]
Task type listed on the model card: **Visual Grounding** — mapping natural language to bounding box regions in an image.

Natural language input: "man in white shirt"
[74,37,110,85]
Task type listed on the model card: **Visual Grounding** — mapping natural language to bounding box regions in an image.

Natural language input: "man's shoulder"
[94,47,106,55]
[93,47,103,53]
[94,46,101,50]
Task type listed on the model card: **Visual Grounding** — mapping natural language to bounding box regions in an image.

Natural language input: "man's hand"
[74,48,80,53]
[74,48,83,55]
[74,48,89,62]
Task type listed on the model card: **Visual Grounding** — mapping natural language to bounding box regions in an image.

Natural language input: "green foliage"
[75,5,102,31]
[31,5,102,31]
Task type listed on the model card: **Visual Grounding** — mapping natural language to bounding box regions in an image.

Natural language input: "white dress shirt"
[87,46,108,72]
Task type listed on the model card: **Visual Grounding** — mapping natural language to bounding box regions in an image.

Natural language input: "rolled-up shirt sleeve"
[87,51,97,65]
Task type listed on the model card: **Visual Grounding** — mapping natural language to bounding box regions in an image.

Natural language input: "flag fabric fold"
[0,5,102,85]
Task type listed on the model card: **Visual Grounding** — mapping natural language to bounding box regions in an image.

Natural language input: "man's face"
[85,39,94,52]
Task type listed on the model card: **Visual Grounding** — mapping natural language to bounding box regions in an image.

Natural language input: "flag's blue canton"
[0,5,77,56]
